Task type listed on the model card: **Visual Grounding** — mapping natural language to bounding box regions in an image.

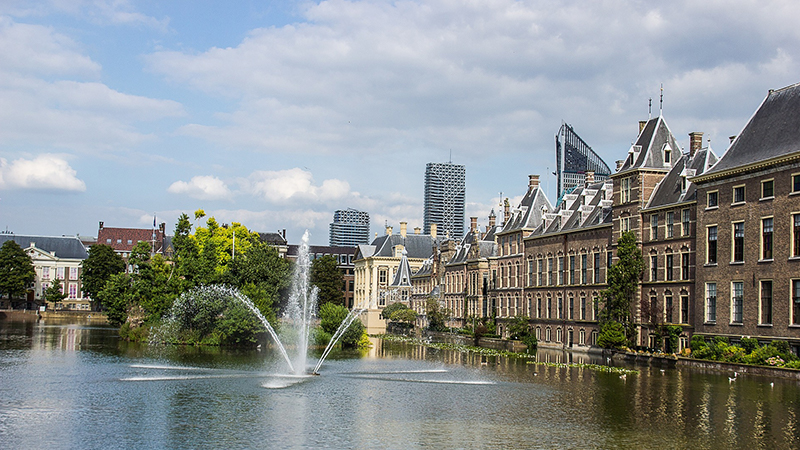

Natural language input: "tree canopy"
[0,240,35,301]
[599,231,644,347]
[310,255,344,307]
[80,244,125,304]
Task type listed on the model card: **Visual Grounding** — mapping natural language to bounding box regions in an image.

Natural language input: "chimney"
[488,210,496,229]
[503,199,510,226]
[528,174,540,190]
[400,221,407,238]
[386,225,393,236]
[585,171,595,186]
[282,229,286,239]
[159,222,166,234]
[616,160,625,171]
[414,227,421,235]
[639,120,648,133]
[689,132,703,157]
[470,217,478,233]
[729,135,737,144]
[99,221,104,230]
[430,224,437,240]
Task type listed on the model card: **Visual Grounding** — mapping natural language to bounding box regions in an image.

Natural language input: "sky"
[1,0,799,245]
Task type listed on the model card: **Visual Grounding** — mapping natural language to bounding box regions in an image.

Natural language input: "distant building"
[329,209,370,247]
[286,244,356,309]
[423,162,466,241]
[96,221,167,261]
[556,123,612,204]
[258,230,289,258]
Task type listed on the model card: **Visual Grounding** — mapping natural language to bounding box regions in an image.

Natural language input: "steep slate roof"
[701,83,800,177]
[530,180,613,238]
[355,233,435,260]
[258,232,288,246]
[389,249,413,287]
[0,234,88,259]
[618,116,680,173]
[646,146,719,209]
[500,183,552,234]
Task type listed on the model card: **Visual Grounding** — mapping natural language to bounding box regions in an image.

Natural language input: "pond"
[1,319,798,449]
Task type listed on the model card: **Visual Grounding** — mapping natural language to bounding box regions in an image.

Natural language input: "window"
[580,329,586,345]
[69,267,78,280]
[666,254,674,281]
[558,257,565,285]
[651,214,658,240]
[760,280,773,325]
[762,217,773,260]
[707,226,718,264]
[621,216,631,233]
[557,297,563,319]
[537,298,542,318]
[794,174,800,193]
[42,267,50,280]
[593,253,600,284]
[681,253,690,280]
[607,251,613,273]
[379,269,387,284]
[793,280,800,325]
[116,238,122,244]
[569,297,574,320]
[706,283,717,323]
[580,297,586,320]
[548,258,554,286]
[650,255,658,281]
[681,295,689,324]
[664,147,671,164]
[581,254,588,284]
[569,255,576,284]
[56,267,65,279]
[527,260,533,286]
[666,212,674,238]
[732,222,744,262]
[731,281,743,324]
[681,209,690,236]
[106,238,112,244]
[665,295,673,322]
[762,179,774,199]
[707,191,718,208]
[537,260,544,286]
[68,283,78,299]
[547,297,552,318]
[621,177,632,203]
[733,185,745,204]
[795,214,800,258]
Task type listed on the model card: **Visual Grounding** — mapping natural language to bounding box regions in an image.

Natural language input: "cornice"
[691,151,800,183]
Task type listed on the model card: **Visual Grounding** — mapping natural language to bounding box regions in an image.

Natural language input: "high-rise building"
[423,162,465,241]
[329,208,370,247]
[555,123,611,205]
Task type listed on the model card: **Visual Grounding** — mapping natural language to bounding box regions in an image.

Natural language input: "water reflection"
[1,321,800,449]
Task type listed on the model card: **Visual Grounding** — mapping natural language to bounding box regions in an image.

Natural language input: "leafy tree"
[319,302,364,348]
[43,278,68,307]
[597,321,627,349]
[224,241,291,316]
[507,316,531,340]
[80,244,125,307]
[599,231,644,346]
[97,273,132,327]
[390,307,417,326]
[310,255,344,306]
[0,240,36,303]
[425,298,451,332]
[381,302,409,320]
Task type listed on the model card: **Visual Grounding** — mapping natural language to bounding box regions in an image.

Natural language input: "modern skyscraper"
[329,208,370,247]
[423,162,465,241]
[555,122,611,205]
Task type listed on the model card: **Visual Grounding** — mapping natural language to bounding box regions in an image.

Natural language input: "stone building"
[693,83,800,355]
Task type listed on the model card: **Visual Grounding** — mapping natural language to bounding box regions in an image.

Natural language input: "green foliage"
[224,242,291,309]
[319,302,364,348]
[507,316,531,340]
[521,334,538,352]
[0,240,36,301]
[80,244,125,304]
[425,298,452,332]
[660,325,682,353]
[310,255,344,307]
[43,278,68,305]
[96,273,132,327]
[740,337,760,353]
[599,231,644,345]
[390,307,417,325]
[689,335,797,368]
[770,340,791,354]
[215,304,263,346]
[597,321,627,349]
[381,302,409,320]
[690,335,707,351]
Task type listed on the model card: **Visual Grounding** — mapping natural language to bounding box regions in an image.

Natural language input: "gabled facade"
[97,221,167,263]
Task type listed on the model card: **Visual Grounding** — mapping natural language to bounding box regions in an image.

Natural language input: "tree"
[319,302,364,348]
[310,255,344,307]
[381,302,410,320]
[43,278,68,307]
[97,273,132,327]
[425,298,452,332]
[80,244,125,307]
[0,240,36,304]
[507,316,531,340]
[599,231,644,346]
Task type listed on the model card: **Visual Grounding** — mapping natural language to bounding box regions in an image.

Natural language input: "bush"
[319,302,364,348]
[522,334,538,353]
[770,340,791,355]
[690,335,707,351]
[740,337,760,353]
[597,321,627,349]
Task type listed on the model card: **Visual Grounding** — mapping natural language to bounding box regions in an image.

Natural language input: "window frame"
[707,225,718,265]
[792,173,800,194]
[705,282,717,323]
[760,279,773,326]
[731,281,744,324]
[706,190,719,209]
[732,221,745,263]
[650,214,659,241]
[681,209,690,236]
[665,253,674,281]
[761,216,774,261]
[732,184,746,204]
[666,211,675,238]
[761,178,774,200]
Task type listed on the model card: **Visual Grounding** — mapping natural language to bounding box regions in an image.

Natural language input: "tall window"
[707,191,718,208]
[621,177,632,203]
[706,283,717,323]
[794,174,800,193]
[707,226,718,264]
[581,254,588,284]
[527,260,533,286]
[557,297,563,319]
[733,222,744,262]
[621,217,631,233]
[731,281,743,324]
[537,298,542,318]
[682,253,690,280]
[569,255,576,285]
[681,209,690,236]
[558,257,565,285]
[593,253,600,283]
[762,217,773,260]
[666,212,674,238]
[69,267,78,280]
[548,258,554,286]
[607,251,613,273]
[793,280,800,325]
[651,214,658,240]
[68,283,78,299]
[580,297,586,320]
[650,255,658,281]
[665,294,673,323]
[537,260,544,286]
[547,297,552,318]
[760,280,773,325]
[794,214,800,258]
[762,179,774,198]
[569,297,574,320]
[666,254,674,281]
[733,185,745,203]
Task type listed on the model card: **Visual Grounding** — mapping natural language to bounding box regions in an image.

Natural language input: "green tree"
[43,278,68,307]
[97,273,132,326]
[0,240,36,304]
[507,316,531,340]
[310,255,344,307]
[224,241,291,317]
[381,301,409,320]
[599,231,644,345]
[319,302,364,348]
[80,244,125,308]
[390,308,417,326]
[425,298,451,332]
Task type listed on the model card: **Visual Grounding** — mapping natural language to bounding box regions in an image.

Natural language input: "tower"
[555,123,612,205]
[423,162,466,241]
[329,208,370,247]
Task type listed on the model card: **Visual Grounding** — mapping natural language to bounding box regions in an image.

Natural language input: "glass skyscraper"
[329,208,370,247]
[423,162,465,241]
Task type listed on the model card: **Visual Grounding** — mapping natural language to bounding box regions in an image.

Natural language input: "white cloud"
[242,168,351,204]
[0,154,85,191]
[168,175,231,201]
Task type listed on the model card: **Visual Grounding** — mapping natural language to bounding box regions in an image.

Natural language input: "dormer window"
[664,147,671,164]
[681,175,687,193]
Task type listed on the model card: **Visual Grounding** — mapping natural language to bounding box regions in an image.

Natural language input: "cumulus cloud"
[168,175,232,201]
[0,154,86,191]
[242,168,351,204]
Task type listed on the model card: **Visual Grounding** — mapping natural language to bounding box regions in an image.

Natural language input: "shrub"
[319,302,364,348]
[522,334,538,353]
[770,340,791,355]
[690,335,707,351]
[785,360,800,369]
[597,321,627,349]
[740,337,760,353]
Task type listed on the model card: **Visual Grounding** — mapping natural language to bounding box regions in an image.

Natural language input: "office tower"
[329,208,370,247]
[555,123,611,204]
[423,162,465,241]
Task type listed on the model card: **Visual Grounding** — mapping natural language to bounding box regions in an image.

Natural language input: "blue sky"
[1,0,799,245]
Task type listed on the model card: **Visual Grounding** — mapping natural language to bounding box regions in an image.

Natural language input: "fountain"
[157,230,366,375]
